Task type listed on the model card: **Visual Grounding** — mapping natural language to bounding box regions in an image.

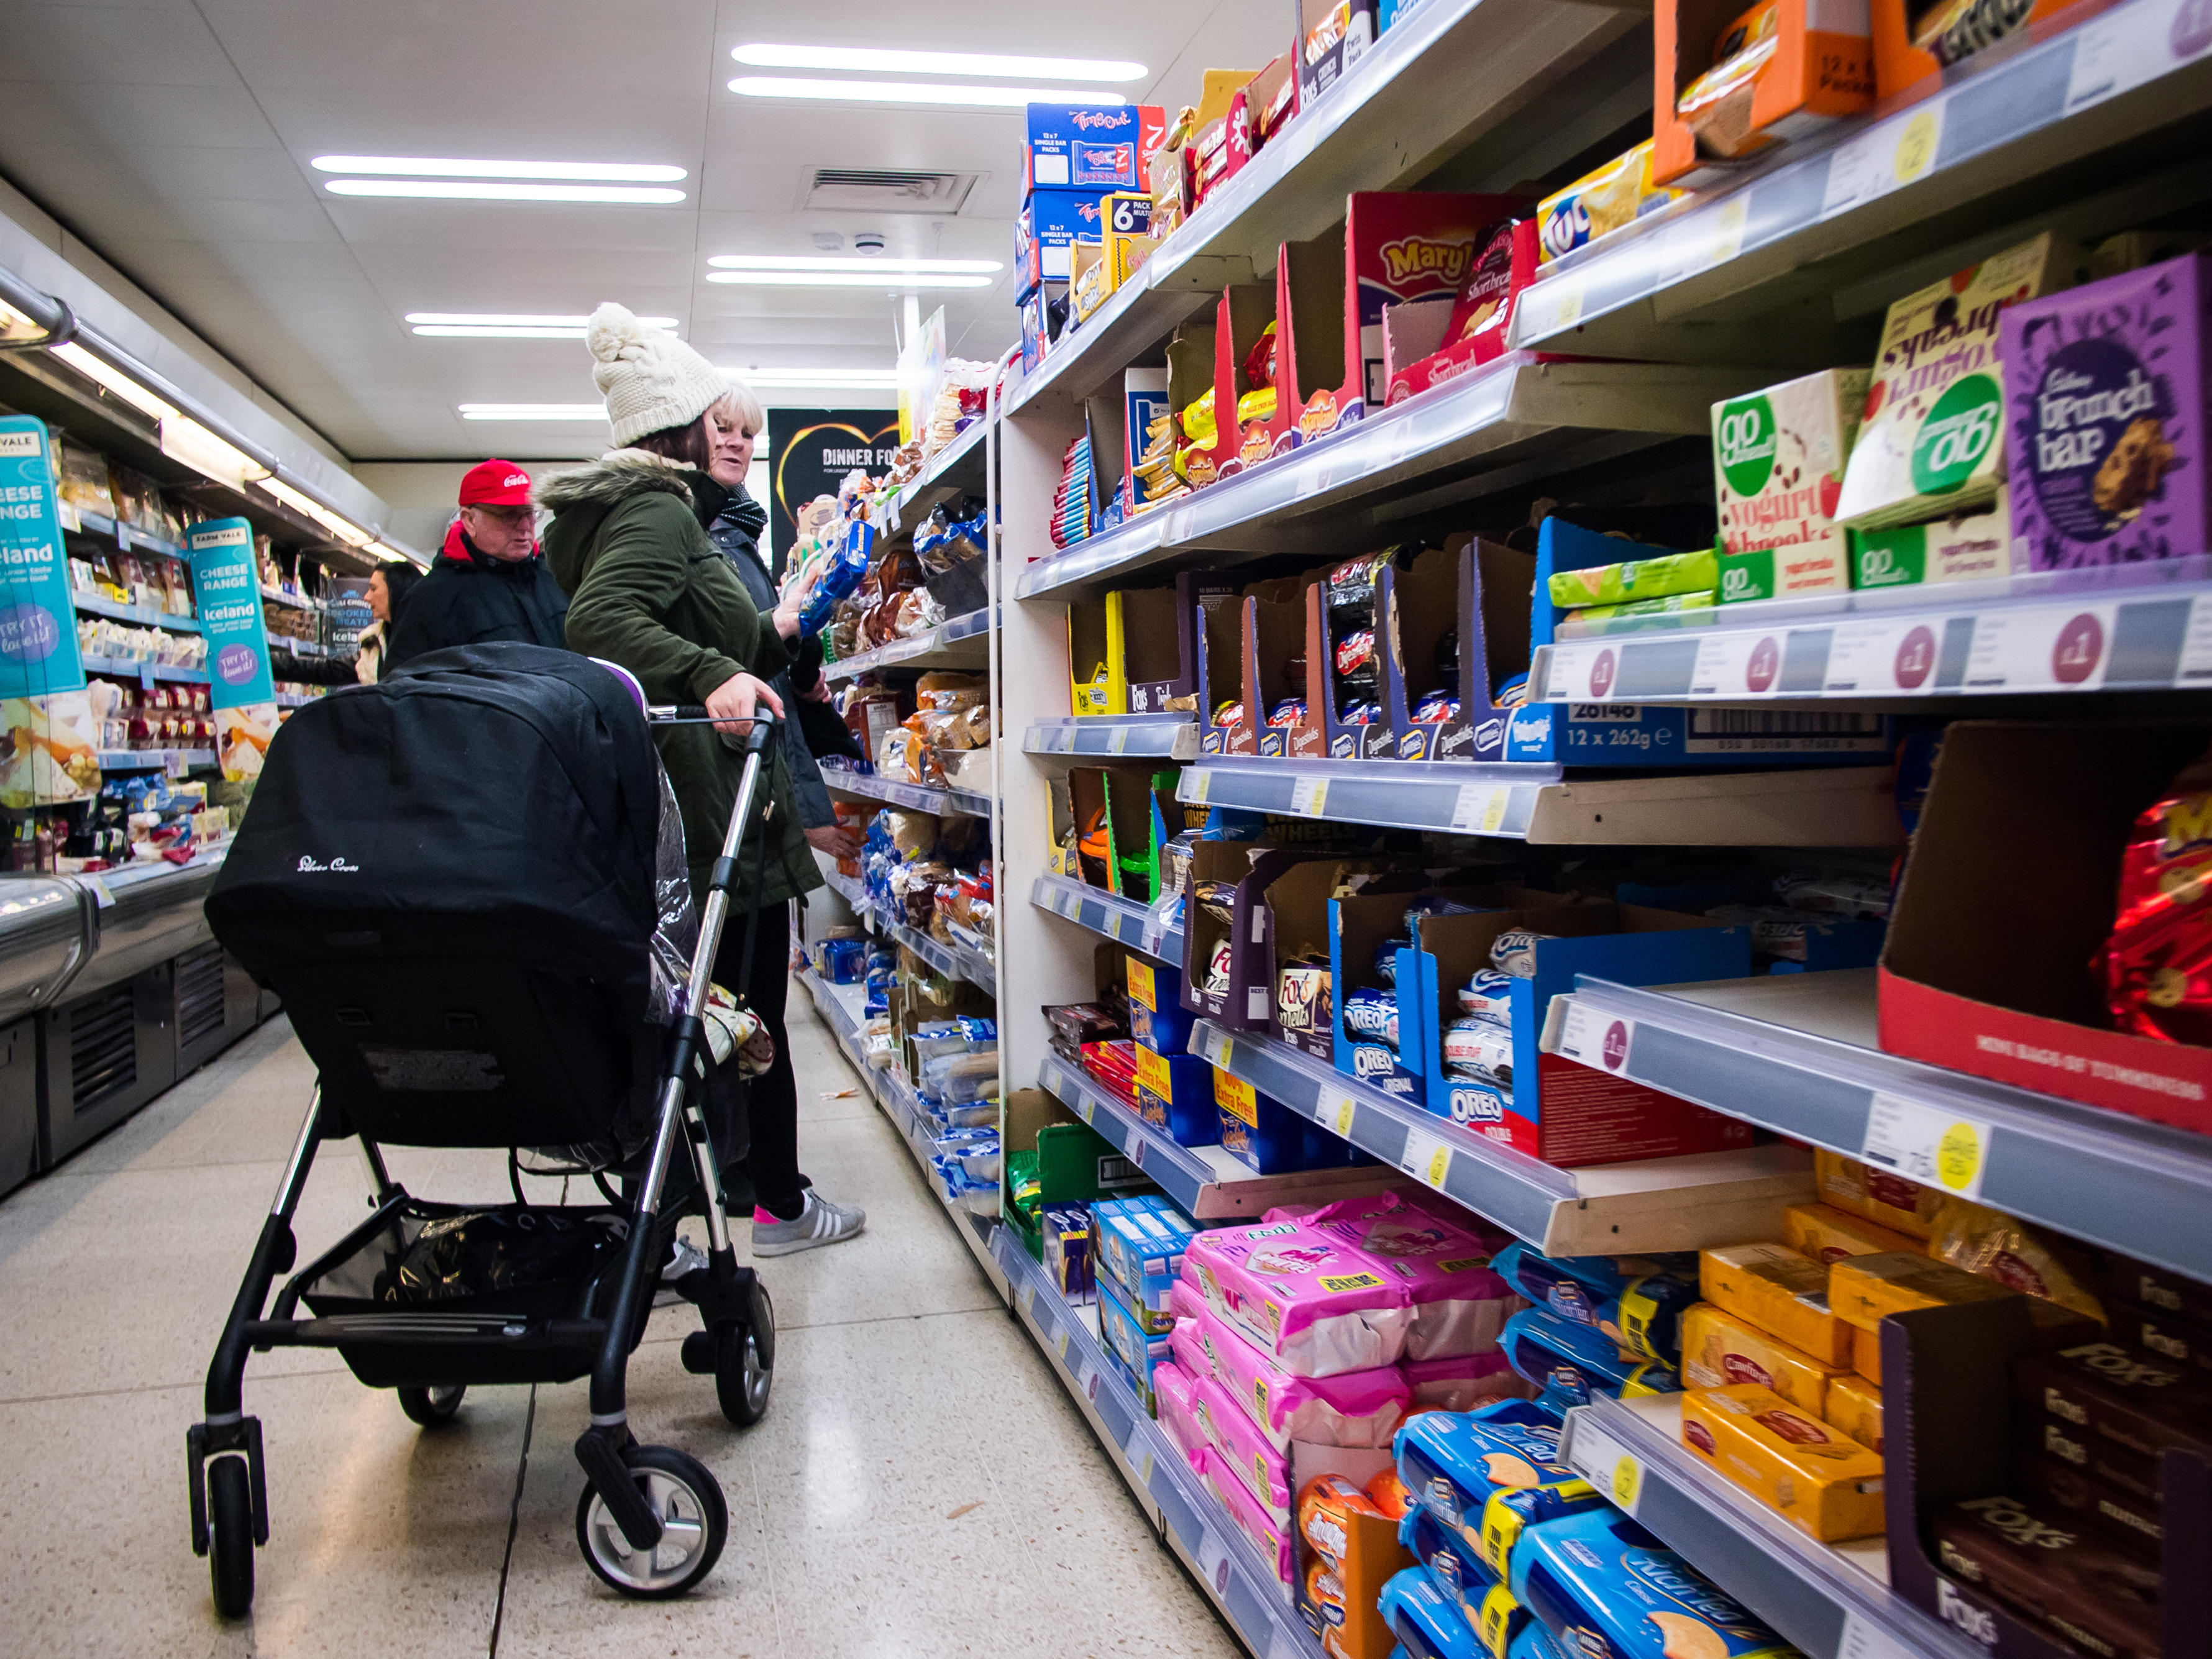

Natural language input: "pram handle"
[646,706,781,752]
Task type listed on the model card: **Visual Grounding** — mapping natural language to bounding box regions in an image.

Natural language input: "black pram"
[189,642,777,1614]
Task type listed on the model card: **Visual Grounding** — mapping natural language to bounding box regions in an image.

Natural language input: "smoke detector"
[852,231,887,254]
[811,231,844,252]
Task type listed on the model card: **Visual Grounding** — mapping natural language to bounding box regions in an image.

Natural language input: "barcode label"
[1688,709,1884,735]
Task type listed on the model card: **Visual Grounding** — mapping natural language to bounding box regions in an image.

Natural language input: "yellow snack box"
[1812,1149,1940,1239]
[1825,1374,1883,1455]
[1700,1242,1853,1365]
[1783,1202,1924,1265]
[1680,1302,1846,1415]
[1680,1384,1887,1542]
[1852,1322,1882,1384]
[1827,1250,2016,1333]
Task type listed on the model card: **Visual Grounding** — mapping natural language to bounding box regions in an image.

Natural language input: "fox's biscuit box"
[1834,232,2075,531]
[1021,104,1167,201]
[1713,368,1870,601]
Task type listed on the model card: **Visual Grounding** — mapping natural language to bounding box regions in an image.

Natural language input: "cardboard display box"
[1296,0,1379,107]
[1868,0,2077,100]
[1227,52,1299,182]
[1384,542,1473,762]
[1880,721,2212,1136]
[1182,843,1354,1030]
[1403,900,1757,1164]
[1292,551,1395,760]
[1238,576,1319,757]
[1274,222,1353,452]
[1020,103,1168,202]
[1211,283,1282,478]
[1327,885,1510,1104]
[1347,193,1527,416]
[1068,764,1169,901]
[1382,220,1543,406]
[1652,0,1873,191]
[1192,575,1259,753]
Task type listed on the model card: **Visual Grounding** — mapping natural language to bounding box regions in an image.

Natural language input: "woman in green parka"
[539,302,862,1260]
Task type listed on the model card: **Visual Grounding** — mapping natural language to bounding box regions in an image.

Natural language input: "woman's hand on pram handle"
[703,672,785,738]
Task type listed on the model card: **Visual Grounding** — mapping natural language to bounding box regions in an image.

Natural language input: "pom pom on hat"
[585,301,731,448]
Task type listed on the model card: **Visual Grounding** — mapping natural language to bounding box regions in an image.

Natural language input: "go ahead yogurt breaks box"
[2001,252,2210,570]
[1712,368,1871,601]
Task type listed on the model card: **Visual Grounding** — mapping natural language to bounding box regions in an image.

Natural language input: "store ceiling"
[0,0,1279,462]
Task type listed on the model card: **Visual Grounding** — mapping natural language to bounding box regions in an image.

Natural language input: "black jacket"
[385,520,570,670]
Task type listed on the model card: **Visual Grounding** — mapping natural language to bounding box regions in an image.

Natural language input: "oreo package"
[1491,930,1555,977]
[1445,1018,1514,1087]
[1376,939,1411,986]
[1460,970,1514,1026]
[1343,984,1399,1051]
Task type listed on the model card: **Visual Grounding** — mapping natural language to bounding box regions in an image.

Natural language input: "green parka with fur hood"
[539,449,822,912]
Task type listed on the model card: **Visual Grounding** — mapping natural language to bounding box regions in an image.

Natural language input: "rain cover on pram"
[208,642,747,1155]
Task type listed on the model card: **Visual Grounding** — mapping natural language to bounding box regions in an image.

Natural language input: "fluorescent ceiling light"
[730,76,1125,109]
[725,367,899,387]
[706,270,990,288]
[313,156,685,181]
[50,342,179,423]
[731,43,1145,81]
[258,478,375,548]
[326,180,684,203]
[405,312,677,338]
[459,404,609,421]
[160,417,269,491]
[707,255,999,273]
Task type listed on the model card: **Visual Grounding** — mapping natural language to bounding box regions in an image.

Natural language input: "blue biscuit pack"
[1095,1266,1173,1396]
[1382,1566,1487,1659]
[1020,103,1163,198]
[1090,1195,1195,1320]
[1507,1508,1798,1659]
[1491,1243,1698,1364]
[1401,1510,1533,1657]
[1396,1401,1601,1573]
[1130,996,1195,1054]
[1501,1308,1680,1415]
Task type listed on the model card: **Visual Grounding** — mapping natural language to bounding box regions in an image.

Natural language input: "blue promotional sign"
[185,516,275,708]
[0,414,88,698]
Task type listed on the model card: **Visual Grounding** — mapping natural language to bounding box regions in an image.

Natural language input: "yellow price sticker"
[1935,1120,1983,1193]
[1333,1095,1357,1136]
[1894,110,1939,185]
[1482,788,1508,833]
[1611,1454,1641,1510]
[1127,958,1156,1011]
[1187,768,1212,804]
[1427,1142,1451,1187]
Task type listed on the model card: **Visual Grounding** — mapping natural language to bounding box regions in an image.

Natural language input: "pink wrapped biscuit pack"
[1187,1365,1296,1523]
[1404,1350,1531,1412]
[1152,1358,1208,1464]
[1171,1297,1409,1451]
[1294,1190,1519,1361]
[1182,1218,1415,1377]
[1192,1446,1297,1586]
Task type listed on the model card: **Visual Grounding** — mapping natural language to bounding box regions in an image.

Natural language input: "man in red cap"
[385,459,570,668]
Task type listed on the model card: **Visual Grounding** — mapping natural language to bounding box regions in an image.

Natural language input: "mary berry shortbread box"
[2002,252,2210,570]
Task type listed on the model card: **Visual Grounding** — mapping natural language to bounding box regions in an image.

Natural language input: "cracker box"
[1848,487,2015,588]
[1347,194,1524,414]
[1824,1373,1883,1455]
[1834,232,2076,531]
[1680,1302,1847,1415]
[1851,1322,1881,1384]
[1699,1242,1852,1364]
[1713,368,1870,601]
[1827,1250,2015,1332]
[1811,1149,1939,1239]
[1781,1202,1923,1265]
[1021,103,1166,201]
[1681,1383,1887,1540]
[2002,252,2211,570]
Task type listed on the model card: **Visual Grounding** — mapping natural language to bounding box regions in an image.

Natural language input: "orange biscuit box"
[1680,1302,1847,1415]
[1681,1383,1887,1541]
[1783,1202,1923,1265]
[1825,1373,1884,1456]
[1700,1242,1853,1365]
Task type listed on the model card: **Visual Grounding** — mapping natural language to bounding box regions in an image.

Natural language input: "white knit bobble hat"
[586,302,729,448]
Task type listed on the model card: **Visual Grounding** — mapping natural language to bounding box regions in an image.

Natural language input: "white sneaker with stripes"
[751,1189,866,1257]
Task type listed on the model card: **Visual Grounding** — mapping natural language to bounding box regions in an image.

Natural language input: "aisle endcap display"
[1015,357,1765,600]
[1193,1018,1814,1254]
[1509,0,2212,362]
[1543,970,2212,1287]
[1174,756,1908,846]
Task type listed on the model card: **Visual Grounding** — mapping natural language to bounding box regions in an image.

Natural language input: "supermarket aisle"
[0,999,1244,1658]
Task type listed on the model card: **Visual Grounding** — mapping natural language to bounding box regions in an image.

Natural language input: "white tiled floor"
[0,991,1247,1658]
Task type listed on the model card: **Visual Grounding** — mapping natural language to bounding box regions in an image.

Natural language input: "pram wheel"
[206,1456,254,1619]
[713,1323,770,1427]
[396,1384,465,1428]
[575,1445,726,1599]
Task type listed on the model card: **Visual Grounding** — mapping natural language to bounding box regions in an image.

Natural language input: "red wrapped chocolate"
[2101,744,2212,1044]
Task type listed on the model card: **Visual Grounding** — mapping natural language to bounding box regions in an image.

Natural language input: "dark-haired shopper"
[541,302,862,1260]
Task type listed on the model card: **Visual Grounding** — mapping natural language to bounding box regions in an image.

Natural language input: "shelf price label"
[1563,1414,1644,1519]
[1076,1359,1101,1401]
[1329,1093,1358,1138]
[1054,1325,1073,1360]
[1553,999,1635,1076]
[1860,1092,1994,1200]
[1108,724,1131,755]
[1290,775,1330,817]
[1186,769,1213,805]
[1193,1527,1235,1598]
[1017,1282,1036,1317]
[1402,1127,1453,1191]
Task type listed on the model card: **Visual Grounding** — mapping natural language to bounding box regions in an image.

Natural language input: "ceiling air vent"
[803,168,979,213]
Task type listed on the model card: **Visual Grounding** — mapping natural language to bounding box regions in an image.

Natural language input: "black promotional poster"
[766,409,899,577]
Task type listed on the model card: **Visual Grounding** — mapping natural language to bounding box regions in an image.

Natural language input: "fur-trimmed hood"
[533,447,697,511]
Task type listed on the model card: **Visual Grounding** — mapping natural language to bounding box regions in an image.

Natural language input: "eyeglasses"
[465,505,536,525]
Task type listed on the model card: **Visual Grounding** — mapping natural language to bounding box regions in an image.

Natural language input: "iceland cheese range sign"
[185,516,274,707]
[0,414,87,698]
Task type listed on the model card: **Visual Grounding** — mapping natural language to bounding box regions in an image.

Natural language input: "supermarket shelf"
[71,593,200,633]
[823,866,868,914]
[1030,873,1185,968]
[1547,969,2212,1286]
[1005,0,1640,415]
[820,761,991,820]
[994,1228,1327,1659]
[1192,1019,1813,1254]
[1561,1395,1963,1659]
[1023,714,1199,760]
[1017,359,1757,598]
[880,418,989,541]
[1531,562,2212,705]
[58,505,185,559]
[260,585,321,612]
[1037,1050,1396,1220]
[1175,756,1906,846]
[81,654,208,687]
[874,907,997,999]
[797,966,1007,1295]
[98,748,212,772]
[821,606,993,683]
[1512,0,2212,364]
